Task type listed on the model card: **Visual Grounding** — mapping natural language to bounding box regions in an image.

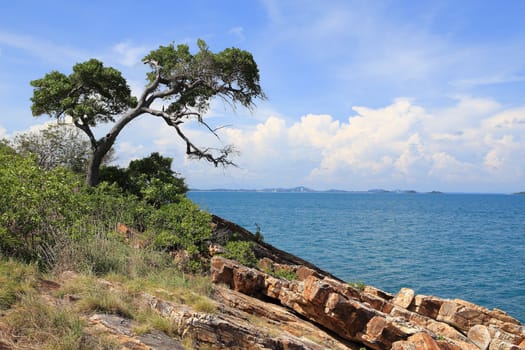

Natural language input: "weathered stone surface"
[143,291,351,350]
[210,255,525,350]
[468,324,491,350]
[88,313,185,350]
[390,305,473,346]
[393,287,415,309]
[213,285,359,349]
[211,256,423,350]
[391,332,440,350]
[410,295,444,320]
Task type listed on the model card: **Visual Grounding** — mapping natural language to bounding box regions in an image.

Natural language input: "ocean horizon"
[188,191,525,323]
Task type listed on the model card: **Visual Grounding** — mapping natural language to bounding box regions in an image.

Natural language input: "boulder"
[468,325,491,350]
[392,288,415,309]
[391,332,440,350]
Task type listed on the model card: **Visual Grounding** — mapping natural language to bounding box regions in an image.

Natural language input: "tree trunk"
[85,138,114,187]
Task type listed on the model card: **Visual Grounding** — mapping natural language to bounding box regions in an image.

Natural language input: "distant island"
[190,187,444,194]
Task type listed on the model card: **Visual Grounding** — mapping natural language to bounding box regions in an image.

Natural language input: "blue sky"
[1,1,525,192]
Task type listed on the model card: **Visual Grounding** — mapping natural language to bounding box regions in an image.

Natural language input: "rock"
[392,288,415,309]
[389,305,471,345]
[208,243,226,256]
[210,255,525,350]
[212,286,359,349]
[211,256,423,349]
[143,291,350,350]
[391,332,440,350]
[468,325,491,350]
[410,295,444,320]
[488,339,523,350]
[88,313,185,350]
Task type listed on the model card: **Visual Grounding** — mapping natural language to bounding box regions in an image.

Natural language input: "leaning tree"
[30,39,265,186]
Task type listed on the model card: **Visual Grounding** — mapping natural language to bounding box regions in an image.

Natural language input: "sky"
[1,0,525,193]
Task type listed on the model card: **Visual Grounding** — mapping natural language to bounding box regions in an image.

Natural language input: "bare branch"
[161,115,237,167]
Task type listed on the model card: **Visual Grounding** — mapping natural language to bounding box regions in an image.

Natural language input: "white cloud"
[170,98,524,192]
[0,30,86,65]
[112,41,148,67]
[80,97,524,192]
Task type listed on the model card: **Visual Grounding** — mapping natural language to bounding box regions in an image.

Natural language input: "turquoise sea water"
[188,191,525,323]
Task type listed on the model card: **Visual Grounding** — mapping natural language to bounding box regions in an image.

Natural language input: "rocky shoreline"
[2,215,522,350]
[207,215,524,350]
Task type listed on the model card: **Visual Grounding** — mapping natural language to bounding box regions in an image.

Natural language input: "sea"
[188,191,525,323]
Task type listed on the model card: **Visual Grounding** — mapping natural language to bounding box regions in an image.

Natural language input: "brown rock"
[295,265,322,281]
[392,288,415,309]
[468,325,491,350]
[210,256,525,350]
[410,295,444,319]
[488,339,523,350]
[389,306,470,344]
[391,332,440,350]
[437,300,485,333]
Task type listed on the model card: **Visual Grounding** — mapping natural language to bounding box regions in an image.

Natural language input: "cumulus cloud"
[104,97,525,192]
[169,98,523,192]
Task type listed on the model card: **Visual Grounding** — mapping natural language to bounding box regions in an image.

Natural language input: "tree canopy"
[100,152,188,208]
[30,40,265,186]
[10,123,114,173]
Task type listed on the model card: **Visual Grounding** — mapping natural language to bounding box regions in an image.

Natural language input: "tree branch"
[74,117,97,149]
[161,115,236,167]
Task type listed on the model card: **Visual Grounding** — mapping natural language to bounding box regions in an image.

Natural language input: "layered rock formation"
[210,255,525,349]
[1,215,522,349]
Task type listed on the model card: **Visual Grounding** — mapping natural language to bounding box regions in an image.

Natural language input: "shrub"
[146,198,212,256]
[0,147,82,265]
[223,240,258,267]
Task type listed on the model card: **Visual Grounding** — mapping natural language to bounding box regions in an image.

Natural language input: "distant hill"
[190,187,434,194]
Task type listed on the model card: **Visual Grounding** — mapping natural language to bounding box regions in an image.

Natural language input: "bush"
[0,147,82,264]
[0,146,214,275]
[223,241,258,267]
[146,197,212,256]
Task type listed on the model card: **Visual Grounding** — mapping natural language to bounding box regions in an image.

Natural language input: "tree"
[30,39,265,186]
[100,152,188,207]
[11,123,114,173]
[12,124,90,172]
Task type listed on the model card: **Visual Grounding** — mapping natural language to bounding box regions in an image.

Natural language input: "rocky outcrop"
[211,255,525,350]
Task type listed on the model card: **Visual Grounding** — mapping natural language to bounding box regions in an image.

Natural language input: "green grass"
[0,259,39,310]
[347,280,366,291]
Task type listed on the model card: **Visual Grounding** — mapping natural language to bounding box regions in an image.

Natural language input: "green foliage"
[254,223,264,242]
[258,262,297,281]
[0,148,210,273]
[30,40,265,186]
[12,123,91,172]
[0,147,83,263]
[223,240,258,267]
[272,268,297,281]
[348,280,366,291]
[30,59,136,125]
[143,40,264,115]
[146,197,212,256]
[100,152,188,207]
